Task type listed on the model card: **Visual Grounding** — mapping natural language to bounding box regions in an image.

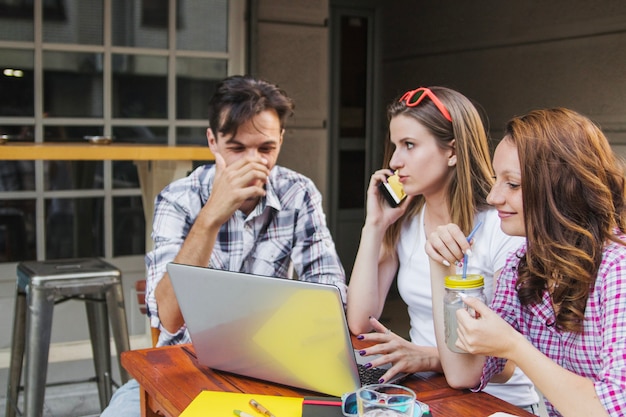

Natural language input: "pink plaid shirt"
[478,238,626,417]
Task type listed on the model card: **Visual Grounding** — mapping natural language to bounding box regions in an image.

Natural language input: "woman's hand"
[365,169,412,229]
[455,296,522,359]
[425,223,473,267]
[355,317,441,383]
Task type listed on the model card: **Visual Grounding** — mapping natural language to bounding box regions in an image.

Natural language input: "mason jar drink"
[443,274,486,353]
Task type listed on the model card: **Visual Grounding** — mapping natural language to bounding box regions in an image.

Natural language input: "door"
[329,2,380,277]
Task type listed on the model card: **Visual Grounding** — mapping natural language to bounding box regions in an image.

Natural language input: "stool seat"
[6,258,131,417]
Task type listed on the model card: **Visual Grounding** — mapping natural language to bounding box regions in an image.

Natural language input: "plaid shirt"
[145,164,346,346]
[478,239,626,416]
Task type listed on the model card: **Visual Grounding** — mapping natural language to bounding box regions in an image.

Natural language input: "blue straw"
[462,221,483,279]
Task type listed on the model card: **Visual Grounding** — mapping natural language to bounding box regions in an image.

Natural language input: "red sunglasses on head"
[399,87,452,122]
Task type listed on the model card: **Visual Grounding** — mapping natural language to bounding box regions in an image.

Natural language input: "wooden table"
[122,343,535,417]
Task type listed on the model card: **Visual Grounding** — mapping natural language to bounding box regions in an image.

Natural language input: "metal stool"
[5,258,131,417]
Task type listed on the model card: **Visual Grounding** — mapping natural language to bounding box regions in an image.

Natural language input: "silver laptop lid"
[166,262,361,396]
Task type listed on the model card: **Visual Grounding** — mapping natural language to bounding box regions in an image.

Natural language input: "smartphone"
[378,173,407,207]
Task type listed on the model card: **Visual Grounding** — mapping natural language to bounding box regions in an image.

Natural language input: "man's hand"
[204,152,270,223]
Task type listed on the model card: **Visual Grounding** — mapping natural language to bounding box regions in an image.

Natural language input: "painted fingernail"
[442,259,451,267]
[465,248,473,257]
[364,363,372,369]
[378,378,385,383]
[357,335,365,340]
[359,350,366,356]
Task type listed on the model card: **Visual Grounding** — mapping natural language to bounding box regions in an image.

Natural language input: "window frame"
[0,0,246,276]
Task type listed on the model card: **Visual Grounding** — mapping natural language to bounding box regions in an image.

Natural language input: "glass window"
[176,57,227,120]
[113,196,145,257]
[112,54,167,119]
[0,125,35,142]
[112,0,168,48]
[45,197,104,259]
[177,0,228,52]
[43,0,103,45]
[0,200,36,262]
[113,125,167,144]
[0,161,35,191]
[177,127,208,146]
[113,161,140,189]
[43,51,104,118]
[44,125,102,142]
[44,161,104,191]
[0,3,34,41]
[0,49,35,117]
[0,0,244,264]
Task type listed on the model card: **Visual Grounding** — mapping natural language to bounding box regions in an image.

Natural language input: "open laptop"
[166,262,408,397]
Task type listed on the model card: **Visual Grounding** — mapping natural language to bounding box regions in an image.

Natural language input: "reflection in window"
[45,197,104,259]
[176,57,227,120]
[44,125,103,142]
[0,200,36,262]
[0,161,35,191]
[177,0,228,52]
[112,0,167,48]
[113,161,140,189]
[113,196,145,257]
[177,127,208,146]
[113,54,167,119]
[0,49,34,116]
[113,125,167,144]
[44,161,104,191]
[43,0,103,45]
[0,3,33,41]
[43,51,104,118]
[0,0,240,263]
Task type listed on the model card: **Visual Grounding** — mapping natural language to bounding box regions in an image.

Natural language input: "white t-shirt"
[396,208,539,407]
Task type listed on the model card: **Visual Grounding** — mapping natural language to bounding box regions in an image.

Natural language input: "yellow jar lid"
[444,274,484,289]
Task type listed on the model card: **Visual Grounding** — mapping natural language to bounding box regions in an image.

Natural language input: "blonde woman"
[347,87,539,412]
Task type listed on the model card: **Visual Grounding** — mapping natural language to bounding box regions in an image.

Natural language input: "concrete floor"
[0,358,118,417]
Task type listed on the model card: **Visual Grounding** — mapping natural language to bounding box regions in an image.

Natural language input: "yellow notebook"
[180,391,304,417]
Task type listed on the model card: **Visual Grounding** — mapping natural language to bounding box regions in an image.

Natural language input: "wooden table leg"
[140,385,163,417]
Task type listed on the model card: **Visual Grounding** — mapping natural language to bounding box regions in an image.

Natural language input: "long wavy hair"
[382,87,493,255]
[508,108,626,332]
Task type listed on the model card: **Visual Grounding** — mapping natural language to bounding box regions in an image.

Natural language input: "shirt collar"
[264,170,282,211]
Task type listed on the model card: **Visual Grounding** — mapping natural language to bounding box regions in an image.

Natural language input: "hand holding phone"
[378,172,406,207]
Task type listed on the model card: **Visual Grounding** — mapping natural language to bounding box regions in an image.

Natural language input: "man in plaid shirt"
[101,75,346,417]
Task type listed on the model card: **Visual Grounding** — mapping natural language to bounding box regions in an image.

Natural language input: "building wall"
[377,0,626,157]
[251,0,331,210]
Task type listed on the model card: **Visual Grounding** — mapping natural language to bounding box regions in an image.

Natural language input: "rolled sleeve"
[145,177,203,342]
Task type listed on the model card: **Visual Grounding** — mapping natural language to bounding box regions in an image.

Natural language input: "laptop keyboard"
[357,363,387,385]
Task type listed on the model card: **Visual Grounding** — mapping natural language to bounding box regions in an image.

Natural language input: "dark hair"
[208,75,295,140]
[509,108,626,332]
